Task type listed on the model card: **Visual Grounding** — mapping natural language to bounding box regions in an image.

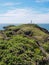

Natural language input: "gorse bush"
[0,35,41,65]
[0,24,49,65]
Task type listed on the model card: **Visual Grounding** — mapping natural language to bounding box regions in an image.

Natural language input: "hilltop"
[0,24,49,42]
[0,24,49,65]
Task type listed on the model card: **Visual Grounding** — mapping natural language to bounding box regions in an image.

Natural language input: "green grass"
[0,35,42,65]
[0,24,49,65]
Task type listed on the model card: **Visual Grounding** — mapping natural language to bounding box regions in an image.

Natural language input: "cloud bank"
[0,8,49,24]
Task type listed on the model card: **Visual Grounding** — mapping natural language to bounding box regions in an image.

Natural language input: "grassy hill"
[0,24,49,65]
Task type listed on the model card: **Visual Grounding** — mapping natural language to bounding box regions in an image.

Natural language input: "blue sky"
[0,0,49,23]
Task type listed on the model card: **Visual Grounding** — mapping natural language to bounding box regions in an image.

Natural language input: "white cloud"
[0,8,49,24]
[0,2,21,6]
[35,0,49,3]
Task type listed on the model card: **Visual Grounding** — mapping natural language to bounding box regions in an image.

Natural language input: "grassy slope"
[0,24,49,65]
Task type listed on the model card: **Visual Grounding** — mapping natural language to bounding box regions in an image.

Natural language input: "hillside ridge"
[0,24,49,65]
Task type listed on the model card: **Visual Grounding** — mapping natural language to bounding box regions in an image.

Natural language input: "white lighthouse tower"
[31,20,32,24]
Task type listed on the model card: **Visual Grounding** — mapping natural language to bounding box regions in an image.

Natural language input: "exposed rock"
[44,36,49,42]
[24,30,33,36]
[13,28,20,32]
[35,25,49,34]
[3,25,15,30]
[47,37,49,40]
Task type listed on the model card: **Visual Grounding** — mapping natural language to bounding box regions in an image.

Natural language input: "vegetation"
[0,24,49,65]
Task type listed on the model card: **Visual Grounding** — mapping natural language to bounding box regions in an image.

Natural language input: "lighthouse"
[31,20,32,24]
